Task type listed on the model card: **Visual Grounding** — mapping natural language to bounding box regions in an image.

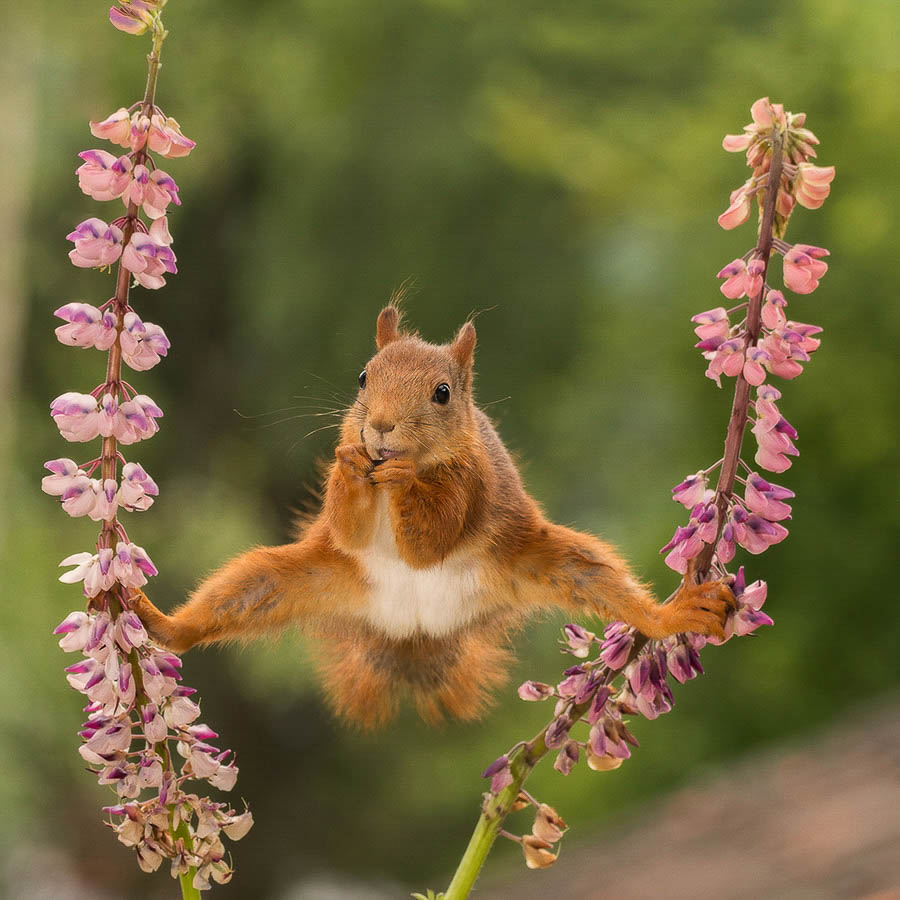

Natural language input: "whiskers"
[233,387,363,459]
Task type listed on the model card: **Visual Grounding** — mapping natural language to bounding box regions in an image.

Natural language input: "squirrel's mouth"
[376,448,403,461]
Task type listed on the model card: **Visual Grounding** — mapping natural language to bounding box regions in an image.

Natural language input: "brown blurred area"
[480,696,900,900]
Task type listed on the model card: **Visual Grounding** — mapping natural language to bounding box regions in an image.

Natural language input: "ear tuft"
[376,306,401,349]
[451,321,477,368]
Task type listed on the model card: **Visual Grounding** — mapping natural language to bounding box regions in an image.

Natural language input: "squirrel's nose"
[369,420,395,435]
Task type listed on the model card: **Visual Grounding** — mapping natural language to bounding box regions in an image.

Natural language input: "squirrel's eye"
[432,383,451,405]
[358,370,367,389]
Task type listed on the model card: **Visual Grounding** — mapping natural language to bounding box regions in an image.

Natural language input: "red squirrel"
[133,306,733,728]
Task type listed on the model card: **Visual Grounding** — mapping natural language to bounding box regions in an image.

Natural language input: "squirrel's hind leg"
[508,522,732,640]
[131,530,362,653]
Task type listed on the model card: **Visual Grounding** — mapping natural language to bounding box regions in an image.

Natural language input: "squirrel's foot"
[369,458,416,487]
[335,443,374,482]
[129,589,189,653]
[659,580,735,640]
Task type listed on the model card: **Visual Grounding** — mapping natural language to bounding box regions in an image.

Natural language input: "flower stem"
[96,19,201,893]
[694,127,785,579]
[97,32,163,551]
[444,637,648,898]
[174,817,202,900]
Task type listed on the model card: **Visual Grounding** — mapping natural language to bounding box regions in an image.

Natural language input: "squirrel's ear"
[375,306,401,349]
[451,321,476,369]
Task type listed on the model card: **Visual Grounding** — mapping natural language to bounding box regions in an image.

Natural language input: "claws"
[369,458,416,487]
[664,579,735,639]
[335,443,374,481]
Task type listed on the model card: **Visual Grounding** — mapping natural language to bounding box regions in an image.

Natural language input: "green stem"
[174,816,202,900]
[444,637,648,899]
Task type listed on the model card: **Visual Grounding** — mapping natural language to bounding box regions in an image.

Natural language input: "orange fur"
[132,307,733,728]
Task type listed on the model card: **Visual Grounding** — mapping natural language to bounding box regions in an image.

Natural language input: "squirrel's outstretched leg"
[131,529,362,653]
[509,521,733,639]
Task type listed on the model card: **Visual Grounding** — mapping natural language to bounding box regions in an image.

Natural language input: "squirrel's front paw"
[369,458,416,487]
[335,443,374,481]
[663,580,735,639]
[128,589,180,651]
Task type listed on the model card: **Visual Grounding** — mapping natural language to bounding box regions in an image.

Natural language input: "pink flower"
[758,322,820,380]
[703,337,745,388]
[129,113,151,152]
[50,391,163,444]
[776,187,795,217]
[716,257,764,300]
[89,108,132,148]
[660,502,717,573]
[148,113,196,158]
[666,640,704,683]
[42,458,86,497]
[691,307,730,343]
[481,755,513,793]
[761,290,788,330]
[212,765,242,795]
[557,665,588,698]
[120,312,170,371]
[109,1,158,34]
[76,150,132,202]
[561,623,595,658]
[750,97,786,130]
[50,392,102,442]
[553,741,580,775]
[60,475,119,521]
[59,548,116,597]
[141,704,168,743]
[671,471,709,508]
[752,401,799,474]
[728,507,789,554]
[782,244,829,294]
[53,303,118,350]
[114,611,148,651]
[67,218,124,269]
[744,473,794,521]
[716,521,736,564]
[112,541,158,588]
[53,610,93,652]
[139,657,177,704]
[164,695,202,727]
[717,186,752,230]
[122,164,181,219]
[122,218,177,289]
[116,394,164,444]
[708,568,773,644]
[722,132,753,152]
[717,259,749,299]
[118,461,159,510]
[518,681,554,701]
[742,346,769,385]
[794,163,835,210]
[599,622,634,669]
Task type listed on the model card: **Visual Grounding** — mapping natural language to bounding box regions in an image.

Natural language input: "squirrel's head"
[349,305,477,468]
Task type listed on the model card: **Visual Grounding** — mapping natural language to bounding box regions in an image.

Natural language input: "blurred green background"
[1,0,898,896]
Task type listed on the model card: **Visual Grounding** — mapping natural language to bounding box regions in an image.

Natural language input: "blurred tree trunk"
[0,12,34,549]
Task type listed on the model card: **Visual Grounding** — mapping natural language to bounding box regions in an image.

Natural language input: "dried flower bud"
[521,835,558,869]
[532,803,568,843]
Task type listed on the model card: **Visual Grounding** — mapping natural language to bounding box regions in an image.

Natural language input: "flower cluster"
[665,96,830,578]
[54,607,251,887]
[48,6,251,890]
[718,96,834,235]
[478,97,830,876]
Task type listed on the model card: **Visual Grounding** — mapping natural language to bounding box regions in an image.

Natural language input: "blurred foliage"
[2,0,898,896]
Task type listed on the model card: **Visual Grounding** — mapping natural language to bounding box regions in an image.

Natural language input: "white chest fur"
[351,493,482,639]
